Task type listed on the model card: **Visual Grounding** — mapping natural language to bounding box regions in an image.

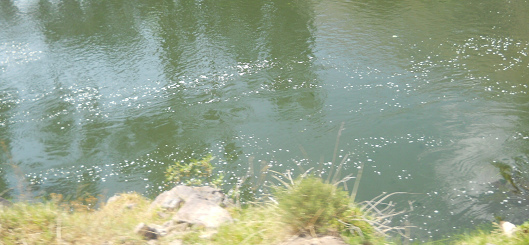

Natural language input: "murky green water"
[1,0,529,241]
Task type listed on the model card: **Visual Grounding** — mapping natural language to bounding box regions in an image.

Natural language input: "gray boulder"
[150,185,232,210]
[134,223,160,240]
[173,197,232,228]
[141,185,233,239]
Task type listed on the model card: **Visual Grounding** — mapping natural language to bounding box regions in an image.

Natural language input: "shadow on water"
[139,0,325,192]
[152,0,324,120]
[0,0,18,26]
[0,0,326,199]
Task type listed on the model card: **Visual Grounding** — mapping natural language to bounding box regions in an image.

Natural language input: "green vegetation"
[5,153,528,244]
[275,176,350,235]
[0,193,165,244]
[3,162,528,244]
[0,175,387,244]
[274,176,383,244]
[165,154,224,187]
[0,125,393,244]
[452,221,529,245]
[194,205,288,245]
[168,174,386,245]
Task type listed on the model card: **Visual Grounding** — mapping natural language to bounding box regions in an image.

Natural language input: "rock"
[134,223,163,240]
[173,197,233,228]
[189,186,232,207]
[500,221,516,237]
[140,185,233,239]
[150,185,232,211]
[150,185,233,228]
[150,189,183,211]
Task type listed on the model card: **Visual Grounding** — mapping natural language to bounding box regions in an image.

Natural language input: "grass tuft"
[275,176,350,236]
[211,205,288,244]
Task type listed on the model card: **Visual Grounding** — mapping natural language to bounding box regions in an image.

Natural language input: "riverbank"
[451,221,529,245]
[1,177,527,244]
[0,177,390,245]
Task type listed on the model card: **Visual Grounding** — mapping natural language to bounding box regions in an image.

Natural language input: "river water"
[1,0,529,241]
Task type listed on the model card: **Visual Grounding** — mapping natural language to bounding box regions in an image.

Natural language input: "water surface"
[1,0,529,241]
